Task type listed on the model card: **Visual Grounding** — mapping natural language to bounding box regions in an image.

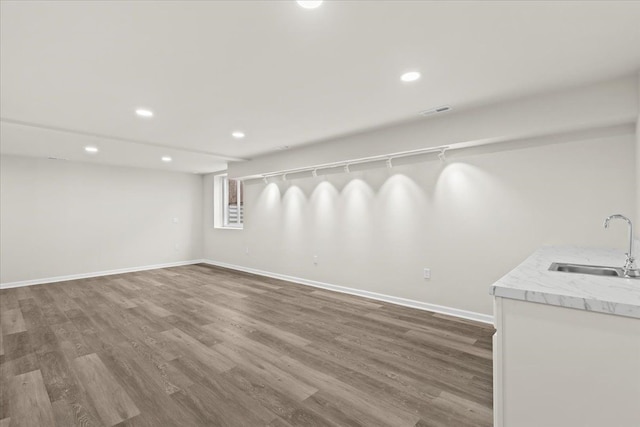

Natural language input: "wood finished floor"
[0,264,494,427]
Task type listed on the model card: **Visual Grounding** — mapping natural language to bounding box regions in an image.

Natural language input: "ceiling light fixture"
[400,71,421,83]
[438,149,447,162]
[231,131,245,139]
[84,146,99,153]
[161,156,172,162]
[297,0,323,9]
[135,108,154,118]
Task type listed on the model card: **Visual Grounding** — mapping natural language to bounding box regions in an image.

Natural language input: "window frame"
[214,174,244,230]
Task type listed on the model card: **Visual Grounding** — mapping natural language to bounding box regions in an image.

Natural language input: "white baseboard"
[0,259,204,290]
[201,259,494,324]
[2,258,494,324]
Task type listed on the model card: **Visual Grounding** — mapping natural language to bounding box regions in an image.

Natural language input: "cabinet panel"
[496,297,640,427]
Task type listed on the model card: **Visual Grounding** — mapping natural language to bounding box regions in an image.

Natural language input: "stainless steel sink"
[549,262,631,278]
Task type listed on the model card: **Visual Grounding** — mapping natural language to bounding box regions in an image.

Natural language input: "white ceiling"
[2,1,640,173]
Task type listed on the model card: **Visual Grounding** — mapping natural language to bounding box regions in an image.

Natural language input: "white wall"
[0,155,203,284]
[204,132,635,316]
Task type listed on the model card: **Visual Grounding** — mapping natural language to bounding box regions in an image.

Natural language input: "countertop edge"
[491,285,640,319]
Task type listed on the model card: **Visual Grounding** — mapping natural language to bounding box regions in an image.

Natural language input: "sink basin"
[549,262,626,277]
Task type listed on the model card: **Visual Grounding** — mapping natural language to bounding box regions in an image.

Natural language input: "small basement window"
[214,174,244,229]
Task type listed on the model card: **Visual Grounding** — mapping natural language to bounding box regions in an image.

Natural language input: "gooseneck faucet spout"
[603,214,638,277]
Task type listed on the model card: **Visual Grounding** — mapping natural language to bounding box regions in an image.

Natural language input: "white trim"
[201,259,494,324]
[493,297,504,427]
[0,259,204,289]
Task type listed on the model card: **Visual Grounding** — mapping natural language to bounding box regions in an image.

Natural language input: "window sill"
[214,225,244,230]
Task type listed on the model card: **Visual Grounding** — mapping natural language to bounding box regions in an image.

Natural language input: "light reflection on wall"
[378,173,426,227]
[256,182,281,208]
[376,174,428,262]
[256,172,428,237]
[310,180,339,236]
[341,178,374,229]
[281,184,307,249]
[253,182,282,230]
[252,168,457,279]
[433,161,515,237]
[435,162,483,215]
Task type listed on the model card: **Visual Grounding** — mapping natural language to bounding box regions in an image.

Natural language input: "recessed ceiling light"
[161,156,172,162]
[84,146,99,153]
[231,131,245,139]
[297,0,323,9]
[400,71,421,82]
[135,108,154,118]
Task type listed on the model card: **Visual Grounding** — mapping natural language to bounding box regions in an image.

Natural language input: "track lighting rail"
[257,145,449,182]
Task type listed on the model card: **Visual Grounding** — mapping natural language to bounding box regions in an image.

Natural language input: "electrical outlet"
[172,217,179,223]
[245,247,249,255]
[313,255,318,265]
[423,268,431,279]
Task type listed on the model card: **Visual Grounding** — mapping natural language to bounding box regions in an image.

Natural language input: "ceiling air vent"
[46,156,68,161]
[419,105,452,117]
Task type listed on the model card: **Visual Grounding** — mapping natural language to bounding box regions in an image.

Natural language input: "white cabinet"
[493,297,640,427]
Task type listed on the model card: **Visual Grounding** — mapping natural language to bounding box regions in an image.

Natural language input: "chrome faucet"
[603,214,639,277]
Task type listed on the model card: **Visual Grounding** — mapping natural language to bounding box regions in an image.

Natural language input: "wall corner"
[636,71,640,239]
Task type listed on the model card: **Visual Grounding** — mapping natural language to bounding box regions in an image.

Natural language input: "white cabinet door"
[496,297,640,427]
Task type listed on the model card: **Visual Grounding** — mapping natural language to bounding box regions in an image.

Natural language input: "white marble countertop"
[490,246,640,319]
